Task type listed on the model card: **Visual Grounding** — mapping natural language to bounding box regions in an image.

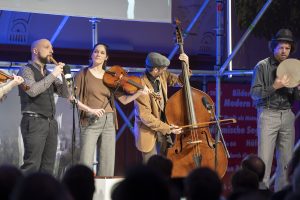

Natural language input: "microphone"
[63,65,72,80]
[202,96,212,111]
[63,65,73,87]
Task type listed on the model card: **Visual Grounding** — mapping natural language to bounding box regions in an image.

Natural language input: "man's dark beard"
[39,56,49,64]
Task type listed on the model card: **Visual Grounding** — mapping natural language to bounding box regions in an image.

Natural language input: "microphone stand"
[68,77,81,166]
[206,103,230,171]
[51,57,80,166]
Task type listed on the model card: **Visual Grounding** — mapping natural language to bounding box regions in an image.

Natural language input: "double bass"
[166,20,229,178]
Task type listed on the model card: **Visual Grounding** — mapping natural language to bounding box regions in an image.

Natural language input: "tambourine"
[276,58,300,88]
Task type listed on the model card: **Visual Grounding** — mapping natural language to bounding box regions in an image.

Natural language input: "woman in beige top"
[73,43,148,176]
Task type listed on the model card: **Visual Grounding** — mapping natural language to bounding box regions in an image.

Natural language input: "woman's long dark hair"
[89,43,109,70]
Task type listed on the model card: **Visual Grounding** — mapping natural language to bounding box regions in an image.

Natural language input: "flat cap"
[145,52,170,68]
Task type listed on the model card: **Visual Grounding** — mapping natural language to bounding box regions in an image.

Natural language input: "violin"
[103,65,161,100]
[0,70,30,91]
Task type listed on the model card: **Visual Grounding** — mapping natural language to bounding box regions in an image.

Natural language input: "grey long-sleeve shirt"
[18,61,69,98]
[250,56,300,109]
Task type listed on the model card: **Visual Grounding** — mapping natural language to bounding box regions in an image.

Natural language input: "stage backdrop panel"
[0,0,172,23]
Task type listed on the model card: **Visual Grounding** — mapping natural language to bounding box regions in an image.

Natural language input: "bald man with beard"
[18,39,69,174]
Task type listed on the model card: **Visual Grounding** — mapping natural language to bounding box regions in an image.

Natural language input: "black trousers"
[20,115,58,175]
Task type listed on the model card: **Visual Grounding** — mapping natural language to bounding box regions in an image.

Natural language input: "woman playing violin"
[73,43,148,176]
[0,73,24,101]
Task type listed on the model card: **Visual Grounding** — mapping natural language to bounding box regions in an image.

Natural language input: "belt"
[23,113,54,120]
[261,107,291,111]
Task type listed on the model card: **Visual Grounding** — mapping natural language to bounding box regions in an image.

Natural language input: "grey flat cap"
[145,52,170,68]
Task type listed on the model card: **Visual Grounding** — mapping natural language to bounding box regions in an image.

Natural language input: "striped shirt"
[18,61,69,98]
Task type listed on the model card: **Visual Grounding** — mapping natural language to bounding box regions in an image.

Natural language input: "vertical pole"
[214,0,224,171]
[89,18,100,47]
[227,0,232,78]
[89,17,100,174]
[215,0,223,120]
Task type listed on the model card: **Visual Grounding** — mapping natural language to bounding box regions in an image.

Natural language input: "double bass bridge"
[187,140,203,144]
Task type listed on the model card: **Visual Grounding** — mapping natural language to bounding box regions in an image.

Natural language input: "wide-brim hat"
[271,29,294,42]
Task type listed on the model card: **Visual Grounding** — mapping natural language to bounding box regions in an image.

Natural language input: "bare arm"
[0,75,24,100]
[0,81,15,100]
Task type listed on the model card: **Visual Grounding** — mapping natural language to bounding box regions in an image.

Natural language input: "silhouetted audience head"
[184,167,222,200]
[242,154,265,182]
[62,164,95,200]
[11,172,70,200]
[231,168,259,191]
[111,165,170,200]
[0,165,23,200]
[146,155,173,179]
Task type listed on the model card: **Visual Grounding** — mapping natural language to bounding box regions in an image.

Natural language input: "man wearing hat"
[250,29,300,191]
[133,52,189,162]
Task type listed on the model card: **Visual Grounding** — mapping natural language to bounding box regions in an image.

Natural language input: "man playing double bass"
[133,52,190,162]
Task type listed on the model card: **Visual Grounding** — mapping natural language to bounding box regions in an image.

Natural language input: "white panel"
[0,0,172,23]
[93,177,123,200]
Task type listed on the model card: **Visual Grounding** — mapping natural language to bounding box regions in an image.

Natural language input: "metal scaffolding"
[0,0,274,141]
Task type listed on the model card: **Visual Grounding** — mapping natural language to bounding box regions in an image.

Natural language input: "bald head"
[31,39,53,65]
[31,39,50,51]
[242,154,265,182]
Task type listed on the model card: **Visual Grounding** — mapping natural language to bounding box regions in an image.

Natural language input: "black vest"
[19,64,56,117]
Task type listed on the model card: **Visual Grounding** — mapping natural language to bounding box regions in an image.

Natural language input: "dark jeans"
[20,115,58,175]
